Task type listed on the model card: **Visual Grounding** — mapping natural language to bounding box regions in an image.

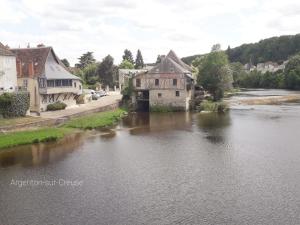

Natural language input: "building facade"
[132,50,194,111]
[11,46,82,112]
[0,42,17,93]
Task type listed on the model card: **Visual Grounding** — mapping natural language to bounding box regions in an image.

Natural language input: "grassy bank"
[0,108,127,149]
[64,108,127,129]
[198,100,229,113]
[0,128,72,149]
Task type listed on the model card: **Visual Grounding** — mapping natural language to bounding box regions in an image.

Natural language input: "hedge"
[0,92,30,118]
[47,101,67,111]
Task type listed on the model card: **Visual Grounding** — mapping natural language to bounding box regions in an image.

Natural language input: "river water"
[0,90,300,225]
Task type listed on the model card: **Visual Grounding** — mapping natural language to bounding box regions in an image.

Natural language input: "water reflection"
[0,133,84,168]
[197,113,231,144]
[121,112,193,135]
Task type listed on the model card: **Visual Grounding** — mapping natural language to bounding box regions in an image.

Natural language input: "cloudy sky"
[0,0,299,65]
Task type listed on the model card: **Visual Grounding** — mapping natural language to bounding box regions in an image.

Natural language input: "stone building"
[0,42,17,93]
[132,50,194,111]
[11,46,82,113]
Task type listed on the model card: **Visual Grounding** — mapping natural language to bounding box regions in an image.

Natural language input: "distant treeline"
[182,34,300,65]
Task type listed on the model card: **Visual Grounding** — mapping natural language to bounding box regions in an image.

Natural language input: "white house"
[0,42,17,93]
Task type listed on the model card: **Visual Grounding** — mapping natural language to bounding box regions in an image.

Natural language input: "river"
[0,89,300,225]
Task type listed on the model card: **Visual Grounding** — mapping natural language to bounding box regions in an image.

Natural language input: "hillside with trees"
[182,34,300,65]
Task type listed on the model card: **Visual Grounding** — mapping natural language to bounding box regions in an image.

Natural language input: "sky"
[0,0,299,66]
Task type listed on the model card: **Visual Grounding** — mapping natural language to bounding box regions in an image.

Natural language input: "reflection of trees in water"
[125,112,193,135]
[197,113,231,144]
[0,133,84,168]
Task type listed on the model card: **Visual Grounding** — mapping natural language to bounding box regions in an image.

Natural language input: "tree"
[196,51,233,101]
[211,44,221,52]
[230,62,247,87]
[82,63,99,84]
[135,49,144,69]
[97,55,115,87]
[76,52,96,69]
[122,49,134,64]
[61,58,70,67]
[285,54,300,89]
[119,59,134,69]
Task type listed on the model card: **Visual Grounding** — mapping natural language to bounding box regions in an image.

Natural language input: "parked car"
[96,90,107,97]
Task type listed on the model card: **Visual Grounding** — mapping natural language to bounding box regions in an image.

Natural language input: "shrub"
[198,100,228,113]
[47,102,67,111]
[0,91,30,118]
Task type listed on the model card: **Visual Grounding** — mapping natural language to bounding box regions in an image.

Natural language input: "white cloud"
[0,0,299,65]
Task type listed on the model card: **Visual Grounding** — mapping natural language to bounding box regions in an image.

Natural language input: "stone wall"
[149,89,187,111]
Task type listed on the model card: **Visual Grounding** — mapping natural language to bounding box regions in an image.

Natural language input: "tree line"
[192,46,300,101]
[61,49,144,89]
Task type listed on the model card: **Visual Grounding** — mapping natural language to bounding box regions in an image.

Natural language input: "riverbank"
[0,94,122,132]
[228,94,300,106]
[0,108,127,150]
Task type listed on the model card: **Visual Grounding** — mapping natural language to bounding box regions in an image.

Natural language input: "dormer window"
[155,79,159,86]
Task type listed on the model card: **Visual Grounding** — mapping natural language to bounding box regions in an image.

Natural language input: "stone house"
[118,69,147,91]
[132,50,194,111]
[11,46,82,113]
[0,42,17,93]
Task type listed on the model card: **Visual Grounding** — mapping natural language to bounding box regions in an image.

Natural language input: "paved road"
[40,94,122,119]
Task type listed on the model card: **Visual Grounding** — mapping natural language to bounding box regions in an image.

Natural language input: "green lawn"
[64,108,126,129]
[0,128,72,149]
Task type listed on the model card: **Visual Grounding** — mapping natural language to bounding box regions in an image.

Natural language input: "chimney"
[27,43,30,48]
[28,61,34,78]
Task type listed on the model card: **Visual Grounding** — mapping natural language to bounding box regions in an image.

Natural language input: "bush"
[198,100,228,113]
[47,102,67,111]
[0,91,30,118]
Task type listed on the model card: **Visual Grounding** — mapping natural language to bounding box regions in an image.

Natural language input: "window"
[74,82,77,88]
[47,80,55,87]
[136,79,141,87]
[55,80,62,87]
[173,79,177,86]
[62,79,72,87]
[158,93,162,98]
[176,91,180,97]
[79,85,82,90]
[23,79,28,88]
[155,79,159,86]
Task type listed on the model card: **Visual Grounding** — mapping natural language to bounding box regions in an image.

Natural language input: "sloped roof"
[0,42,15,56]
[11,46,80,80]
[11,47,51,77]
[166,50,192,72]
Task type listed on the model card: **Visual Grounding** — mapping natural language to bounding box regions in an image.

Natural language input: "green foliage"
[196,51,233,101]
[82,63,98,84]
[135,49,144,69]
[198,100,228,113]
[285,54,300,89]
[238,70,285,89]
[227,34,300,64]
[0,128,71,149]
[119,59,134,69]
[97,55,115,87]
[47,102,67,111]
[76,52,96,69]
[64,109,126,129]
[61,58,70,67]
[0,92,30,118]
[230,62,247,87]
[121,78,133,101]
[122,49,134,64]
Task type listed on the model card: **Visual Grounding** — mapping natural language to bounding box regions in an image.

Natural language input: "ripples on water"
[1,90,300,225]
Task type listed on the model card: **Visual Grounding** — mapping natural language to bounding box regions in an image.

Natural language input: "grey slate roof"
[0,42,15,56]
